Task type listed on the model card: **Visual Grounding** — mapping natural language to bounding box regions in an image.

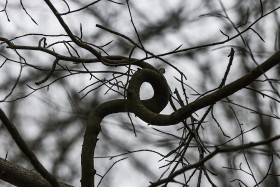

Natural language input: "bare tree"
[1,0,280,186]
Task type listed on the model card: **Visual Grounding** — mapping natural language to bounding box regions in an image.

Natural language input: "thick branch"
[0,157,73,187]
[0,108,61,187]
[81,68,170,187]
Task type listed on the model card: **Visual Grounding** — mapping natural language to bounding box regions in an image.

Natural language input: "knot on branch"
[127,68,170,122]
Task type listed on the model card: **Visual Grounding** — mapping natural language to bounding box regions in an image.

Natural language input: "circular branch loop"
[127,68,170,123]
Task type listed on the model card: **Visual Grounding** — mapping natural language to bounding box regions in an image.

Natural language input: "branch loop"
[127,68,170,120]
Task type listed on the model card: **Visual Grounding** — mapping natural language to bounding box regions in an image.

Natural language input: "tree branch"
[0,157,73,187]
[149,134,280,187]
[0,108,61,187]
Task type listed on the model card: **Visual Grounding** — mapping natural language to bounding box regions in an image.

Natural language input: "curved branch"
[127,50,280,125]
[81,68,170,187]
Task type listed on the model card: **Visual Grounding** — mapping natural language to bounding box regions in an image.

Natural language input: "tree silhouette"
[1,0,280,186]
